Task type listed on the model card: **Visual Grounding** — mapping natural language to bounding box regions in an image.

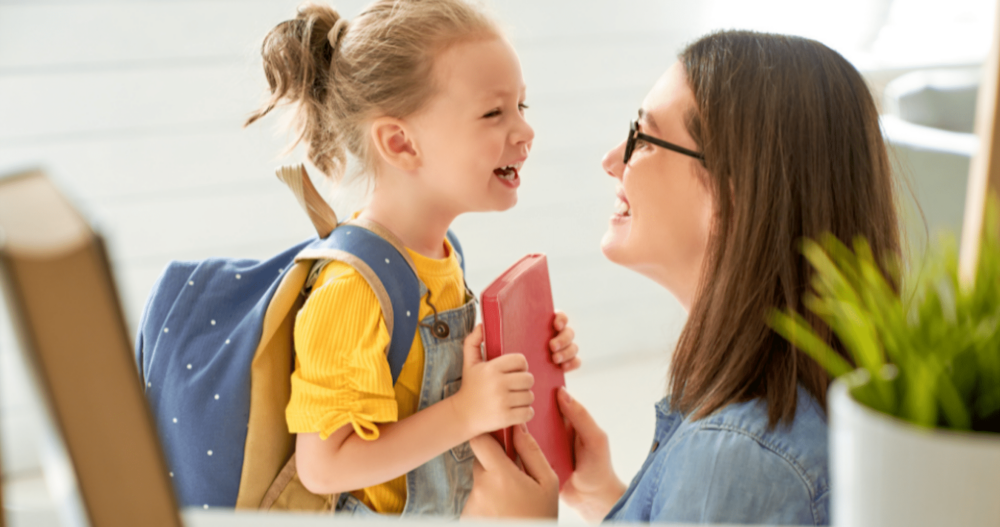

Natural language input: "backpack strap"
[296,222,469,384]
[296,220,422,385]
[276,164,338,239]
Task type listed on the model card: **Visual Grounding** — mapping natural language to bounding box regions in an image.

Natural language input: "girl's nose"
[602,140,626,179]
[513,114,535,146]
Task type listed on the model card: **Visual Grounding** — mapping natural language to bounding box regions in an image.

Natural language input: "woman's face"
[600,61,713,310]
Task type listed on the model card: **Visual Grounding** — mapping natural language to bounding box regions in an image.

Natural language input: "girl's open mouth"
[493,162,522,182]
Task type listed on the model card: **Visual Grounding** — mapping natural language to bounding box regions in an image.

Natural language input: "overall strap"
[446,229,465,274]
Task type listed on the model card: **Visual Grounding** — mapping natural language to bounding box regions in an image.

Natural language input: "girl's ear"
[370,117,420,171]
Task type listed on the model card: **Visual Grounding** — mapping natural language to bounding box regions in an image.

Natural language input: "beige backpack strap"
[258,454,339,512]
[276,164,338,238]
[259,455,299,510]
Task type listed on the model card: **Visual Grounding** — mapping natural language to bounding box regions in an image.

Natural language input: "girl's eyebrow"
[483,85,528,99]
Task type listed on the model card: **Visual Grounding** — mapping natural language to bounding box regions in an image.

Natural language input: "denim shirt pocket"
[442,379,474,462]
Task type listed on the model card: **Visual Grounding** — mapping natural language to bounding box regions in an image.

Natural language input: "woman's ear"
[370,117,420,171]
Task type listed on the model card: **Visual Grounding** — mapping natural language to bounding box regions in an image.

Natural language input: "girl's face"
[600,61,714,310]
[406,37,533,216]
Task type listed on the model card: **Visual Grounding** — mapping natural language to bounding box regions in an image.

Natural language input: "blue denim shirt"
[605,387,829,525]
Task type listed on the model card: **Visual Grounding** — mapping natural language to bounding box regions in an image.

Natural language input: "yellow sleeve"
[286,261,397,441]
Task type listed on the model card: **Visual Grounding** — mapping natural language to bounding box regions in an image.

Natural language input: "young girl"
[244,0,580,517]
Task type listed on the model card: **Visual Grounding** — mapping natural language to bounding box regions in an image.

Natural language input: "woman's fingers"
[512,424,559,488]
[469,433,507,473]
[557,387,606,447]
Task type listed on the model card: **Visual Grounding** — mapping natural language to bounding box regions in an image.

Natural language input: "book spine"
[481,294,516,462]
[482,295,503,361]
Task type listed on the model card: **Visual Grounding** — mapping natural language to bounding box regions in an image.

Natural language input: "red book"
[481,254,574,487]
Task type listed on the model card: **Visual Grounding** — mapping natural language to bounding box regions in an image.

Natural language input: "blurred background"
[0,0,994,524]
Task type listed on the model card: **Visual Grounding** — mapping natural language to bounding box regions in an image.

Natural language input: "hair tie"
[327,18,349,51]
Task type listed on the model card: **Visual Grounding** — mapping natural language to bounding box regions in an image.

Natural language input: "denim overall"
[336,290,478,518]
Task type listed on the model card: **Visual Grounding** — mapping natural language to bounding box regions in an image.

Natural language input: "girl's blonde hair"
[245,0,501,182]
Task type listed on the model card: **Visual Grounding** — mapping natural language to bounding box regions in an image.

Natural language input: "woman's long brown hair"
[670,31,900,428]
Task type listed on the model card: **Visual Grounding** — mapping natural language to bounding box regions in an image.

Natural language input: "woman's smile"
[612,185,631,221]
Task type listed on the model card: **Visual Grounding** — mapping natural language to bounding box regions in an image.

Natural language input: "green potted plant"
[770,207,1000,527]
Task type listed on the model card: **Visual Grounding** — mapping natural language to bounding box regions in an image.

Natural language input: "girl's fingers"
[506,372,535,391]
[561,356,582,372]
[514,406,535,424]
[507,389,535,408]
[462,324,485,369]
[493,353,529,373]
[553,343,579,365]
[553,310,569,331]
[549,326,576,353]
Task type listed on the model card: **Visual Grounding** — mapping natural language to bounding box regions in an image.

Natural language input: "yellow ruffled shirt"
[286,237,466,514]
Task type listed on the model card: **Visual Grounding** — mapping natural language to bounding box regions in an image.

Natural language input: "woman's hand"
[550,310,581,372]
[461,424,559,519]
[558,387,628,523]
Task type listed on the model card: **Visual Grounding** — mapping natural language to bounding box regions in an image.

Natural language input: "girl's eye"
[518,103,529,112]
[483,109,501,118]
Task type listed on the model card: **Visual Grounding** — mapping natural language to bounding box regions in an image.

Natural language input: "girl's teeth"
[494,165,519,181]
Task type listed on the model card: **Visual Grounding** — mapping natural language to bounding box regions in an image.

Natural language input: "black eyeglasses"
[624,120,704,164]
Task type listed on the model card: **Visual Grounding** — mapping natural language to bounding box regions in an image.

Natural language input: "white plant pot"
[829,379,1000,527]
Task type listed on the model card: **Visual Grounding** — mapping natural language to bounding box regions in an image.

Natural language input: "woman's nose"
[602,140,626,179]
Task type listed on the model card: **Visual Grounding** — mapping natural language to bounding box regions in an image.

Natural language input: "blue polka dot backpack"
[134,165,464,511]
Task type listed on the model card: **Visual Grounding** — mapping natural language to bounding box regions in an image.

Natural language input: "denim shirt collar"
[605,388,830,525]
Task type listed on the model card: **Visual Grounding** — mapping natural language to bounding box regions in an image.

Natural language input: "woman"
[460,30,899,525]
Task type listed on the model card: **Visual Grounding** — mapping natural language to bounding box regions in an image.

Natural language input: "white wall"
[1,0,994,524]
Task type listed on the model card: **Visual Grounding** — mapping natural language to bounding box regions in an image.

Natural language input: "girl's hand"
[461,424,559,519]
[557,387,627,523]
[452,324,535,436]
[550,310,581,372]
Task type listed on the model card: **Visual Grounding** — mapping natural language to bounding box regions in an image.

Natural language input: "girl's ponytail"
[247,0,500,183]
[245,4,349,179]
